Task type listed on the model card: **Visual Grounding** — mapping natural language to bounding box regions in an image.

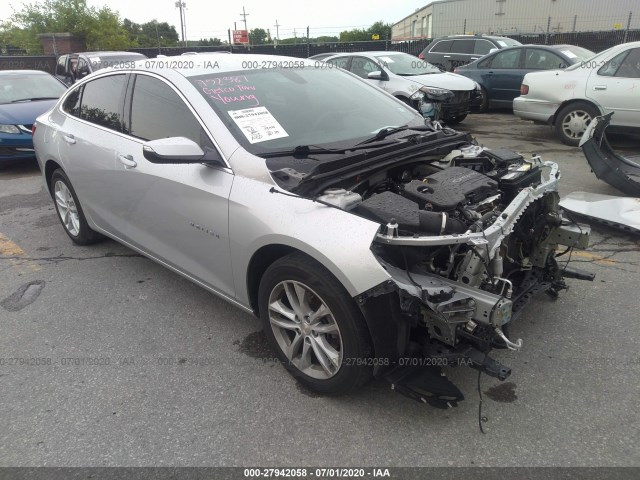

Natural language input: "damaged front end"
[346,147,592,408]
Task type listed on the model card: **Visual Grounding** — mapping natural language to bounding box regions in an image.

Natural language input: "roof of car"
[0,70,52,76]
[432,34,515,41]
[75,51,147,56]
[123,53,320,77]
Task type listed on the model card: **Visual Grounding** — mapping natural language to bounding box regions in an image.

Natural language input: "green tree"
[122,19,179,48]
[249,28,268,45]
[85,7,131,50]
[0,0,153,53]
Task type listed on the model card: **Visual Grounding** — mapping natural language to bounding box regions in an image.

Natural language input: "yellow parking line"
[571,251,617,265]
[0,232,41,272]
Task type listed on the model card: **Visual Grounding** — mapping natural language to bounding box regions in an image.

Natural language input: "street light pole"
[175,1,187,47]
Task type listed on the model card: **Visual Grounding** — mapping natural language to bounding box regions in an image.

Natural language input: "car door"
[56,73,130,233]
[109,73,235,296]
[426,39,452,71]
[481,48,524,105]
[348,56,388,91]
[586,47,640,127]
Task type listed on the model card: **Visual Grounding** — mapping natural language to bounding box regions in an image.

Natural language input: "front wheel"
[258,253,373,395]
[51,169,103,245]
[555,102,599,146]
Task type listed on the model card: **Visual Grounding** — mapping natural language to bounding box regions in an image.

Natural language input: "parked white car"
[513,41,640,145]
[324,51,480,124]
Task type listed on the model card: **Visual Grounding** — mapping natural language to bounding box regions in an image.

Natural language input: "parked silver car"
[513,41,640,146]
[33,54,591,407]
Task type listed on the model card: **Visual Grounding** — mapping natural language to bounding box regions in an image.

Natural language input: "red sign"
[233,30,249,44]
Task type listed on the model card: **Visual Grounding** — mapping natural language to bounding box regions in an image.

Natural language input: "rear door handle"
[443,55,451,58]
[593,85,607,91]
[62,133,76,144]
[118,154,137,169]
[471,57,479,60]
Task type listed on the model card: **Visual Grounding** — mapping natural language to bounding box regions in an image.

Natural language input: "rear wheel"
[555,102,599,146]
[51,169,103,245]
[444,114,467,125]
[258,253,373,395]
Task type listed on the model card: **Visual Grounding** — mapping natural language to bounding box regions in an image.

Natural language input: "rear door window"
[489,49,522,69]
[451,39,474,54]
[79,74,127,131]
[525,49,566,69]
[430,40,452,53]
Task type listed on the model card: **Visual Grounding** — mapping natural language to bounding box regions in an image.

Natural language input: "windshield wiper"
[354,124,433,146]
[258,140,398,159]
[11,97,59,103]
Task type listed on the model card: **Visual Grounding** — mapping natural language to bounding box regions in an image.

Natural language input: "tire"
[444,114,467,125]
[258,252,373,395]
[554,102,599,146]
[51,169,103,245]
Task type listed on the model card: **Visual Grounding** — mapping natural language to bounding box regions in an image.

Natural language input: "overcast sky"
[2,0,428,40]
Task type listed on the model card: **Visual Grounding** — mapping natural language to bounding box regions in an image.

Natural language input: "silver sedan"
[33,54,590,407]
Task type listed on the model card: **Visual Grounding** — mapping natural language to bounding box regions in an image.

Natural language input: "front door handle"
[118,154,137,169]
[62,133,76,144]
[443,55,451,58]
[471,57,479,60]
[593,85,607,91]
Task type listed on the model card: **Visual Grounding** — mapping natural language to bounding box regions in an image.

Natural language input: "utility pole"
[274,20,280,42]
[175,2,187,47]
[240,6,249,32]
[240,6,249,48]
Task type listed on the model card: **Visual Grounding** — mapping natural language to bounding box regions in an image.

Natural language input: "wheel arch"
[44,159,63,196]
[552,98,602,126]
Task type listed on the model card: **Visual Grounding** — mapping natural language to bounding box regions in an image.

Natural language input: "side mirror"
[368,71,386,80]
[143,137,206,164]
[489,48,498,54]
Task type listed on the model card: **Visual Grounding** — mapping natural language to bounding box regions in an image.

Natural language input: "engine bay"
[310,142,593,407]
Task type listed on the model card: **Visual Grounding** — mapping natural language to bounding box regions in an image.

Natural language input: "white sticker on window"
[228,106,289,144]
[497,41,507,47]
[562,50,577,59]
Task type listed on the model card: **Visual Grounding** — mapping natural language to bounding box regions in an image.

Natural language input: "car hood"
[405,72,476,91]
[0,99,58,125]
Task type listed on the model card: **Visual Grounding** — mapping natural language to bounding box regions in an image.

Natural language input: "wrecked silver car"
[33,55,592,408]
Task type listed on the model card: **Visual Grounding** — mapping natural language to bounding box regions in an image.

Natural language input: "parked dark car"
[454,44,594,111]
[419,35,521,72]
[0,70,67,164]
[54,51,147,86]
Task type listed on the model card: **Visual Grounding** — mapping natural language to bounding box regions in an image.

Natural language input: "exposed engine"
[314,144,592,407]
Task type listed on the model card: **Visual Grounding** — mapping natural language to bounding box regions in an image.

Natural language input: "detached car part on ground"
[34,55,592,408]
[559,113,640,235]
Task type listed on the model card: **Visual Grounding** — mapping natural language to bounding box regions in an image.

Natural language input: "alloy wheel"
[561,109,593,140]
[54,180,80,236]
[268,280,343,380]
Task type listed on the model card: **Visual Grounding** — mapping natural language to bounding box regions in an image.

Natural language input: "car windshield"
[188,68,420,155]
[374,53,441,75]
[554,45,595,63]
[87,54,146,70]
[0,73,66,104]
[565,46,615,71]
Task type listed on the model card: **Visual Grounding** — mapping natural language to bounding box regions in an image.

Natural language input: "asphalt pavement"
[0,112,638,467]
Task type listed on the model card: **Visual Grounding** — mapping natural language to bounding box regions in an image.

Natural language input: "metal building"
[392,0,638,40]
